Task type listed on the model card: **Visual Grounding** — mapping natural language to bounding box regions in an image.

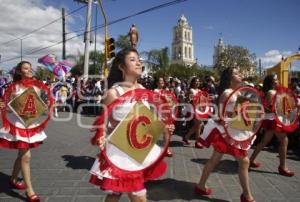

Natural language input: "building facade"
[171,15,196,66]
[213,37,226,66]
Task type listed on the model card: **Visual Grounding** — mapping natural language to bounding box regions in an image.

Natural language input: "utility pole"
[83,0,93,79]
[74,0,93,79]
[97,0,109,77]
[20,39,23,61]
[259,58,262,77]
[62,8,66,60]
[94,4,97,74]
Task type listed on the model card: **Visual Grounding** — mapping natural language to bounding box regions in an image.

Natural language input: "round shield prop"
[1,79,54,137]
[222,86,264,150]
[154,89,178,122]
[93,89,172,174]
[273,87,298,132]
[193,90,212,120]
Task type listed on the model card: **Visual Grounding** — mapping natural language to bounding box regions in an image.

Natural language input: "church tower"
[213,37,226,66]
[171,15,196,66]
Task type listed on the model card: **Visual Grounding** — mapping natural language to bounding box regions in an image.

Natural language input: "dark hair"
[217,67,236,103]
[189,77,199,89]
[13,61,32,81]
[107,48,139,89]
[262,74,277,94]
[153,76,164,90]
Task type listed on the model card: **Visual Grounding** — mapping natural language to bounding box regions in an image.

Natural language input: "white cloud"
[0,0,104,71]
[260,49,293,69]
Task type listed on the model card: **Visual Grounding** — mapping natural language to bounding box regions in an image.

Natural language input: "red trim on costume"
[193,90,212,120]
[1,79,54,138]
[199,128,248,157]
[91,89,171,185]
[272,87,299,132]
[155,89,178,122]
[221,86,264,150]
[0,138,42,149]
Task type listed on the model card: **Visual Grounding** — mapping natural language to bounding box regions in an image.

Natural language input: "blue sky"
[1,0,299,69]
[49,0,300,66]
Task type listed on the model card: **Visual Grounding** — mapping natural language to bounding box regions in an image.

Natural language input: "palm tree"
[115,34,131,50]
[66,50,105,76]
[141,47,170,71]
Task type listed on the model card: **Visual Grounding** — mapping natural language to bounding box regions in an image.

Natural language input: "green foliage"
[34,66,54,81]
[141,47,170,71]
[153,63,217,80]
[243,75,260,84]
[66,50,105,76]
[89,50,105,75]
[214,45,257,75]
[115,34,131,50]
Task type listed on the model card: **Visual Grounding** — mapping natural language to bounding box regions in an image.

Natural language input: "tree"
[89,50,105,75]
[66,51,84,76]
[141,47,170,71]
[66,50,105,76]
[115,34,131,50]
[214,45,257,76]
[34,66,54,81]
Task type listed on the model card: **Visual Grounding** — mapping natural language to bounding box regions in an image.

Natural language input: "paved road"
[0,112,300,202]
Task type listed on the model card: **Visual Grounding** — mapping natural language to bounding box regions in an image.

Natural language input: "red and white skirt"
[0,127,46,149]
[89,151,167,193]
[261,113,288,133]
[198,119,248,157]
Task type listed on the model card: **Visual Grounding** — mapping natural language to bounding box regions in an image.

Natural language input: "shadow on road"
[62,155,95,170]
[146,178,229,201]
[248,169,278,175]
[191,159,238,174]
[169,140,185,147]
[0,172,26,201]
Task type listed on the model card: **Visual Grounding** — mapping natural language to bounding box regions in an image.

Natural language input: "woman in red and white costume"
[0,61,42,202]
[195,67,255,202]
[182,77,203,148]
[153,77,173,157]
[249,74,294,177]
[89,48,174,202]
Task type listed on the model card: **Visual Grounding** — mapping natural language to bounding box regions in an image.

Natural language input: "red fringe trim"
[90,89,171,192]
[261,119,296,134]
[1,79,54,138]
[199,128,248,158]
[270,86,299,132]
[89,174,145,192]
[89,153,166,192]
[0,138,42,149]
[193,90,211,120]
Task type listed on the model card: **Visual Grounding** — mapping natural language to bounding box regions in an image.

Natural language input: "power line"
[0,0,188,64]
[0,5,87,46]
[67,0,188,35]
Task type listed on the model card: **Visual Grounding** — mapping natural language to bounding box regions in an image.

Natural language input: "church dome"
[178,14,188,26]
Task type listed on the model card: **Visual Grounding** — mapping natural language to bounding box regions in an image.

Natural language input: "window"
[189,47,191,58]
[184,47,187,58]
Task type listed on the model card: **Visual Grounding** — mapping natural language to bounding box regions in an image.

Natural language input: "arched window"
[188,32,191,41]
[184,47,187,58]
[185,31,187,40]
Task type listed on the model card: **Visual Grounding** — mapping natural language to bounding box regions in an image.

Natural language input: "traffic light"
[106,38,115,59]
